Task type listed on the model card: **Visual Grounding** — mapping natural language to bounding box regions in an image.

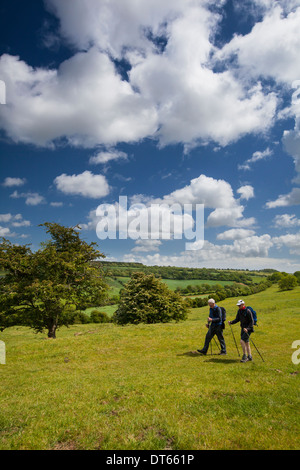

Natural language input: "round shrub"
[90,310,110,323]
[73,311,91,324]
[112,272,189,325]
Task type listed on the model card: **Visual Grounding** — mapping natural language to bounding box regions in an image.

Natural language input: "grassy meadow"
[0,284,299,450]
[105,276,250,298]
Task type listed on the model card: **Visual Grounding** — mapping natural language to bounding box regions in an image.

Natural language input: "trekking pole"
[207,321,213,355]
[213,336,220,351]
[229,323,240,357]
[246,331,265,362]
[208,320,220,354]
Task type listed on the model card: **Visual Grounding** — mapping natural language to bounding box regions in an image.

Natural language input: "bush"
[269,272,285,282]
[278,274,298,291]
[112,272,189,325]
[90,310,111,323]
[73,311,91,324]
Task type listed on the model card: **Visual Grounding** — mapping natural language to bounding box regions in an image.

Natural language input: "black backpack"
[220,306,226,329]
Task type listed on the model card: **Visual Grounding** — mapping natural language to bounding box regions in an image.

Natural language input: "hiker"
[197,298,226,355]
[228,300,254,362]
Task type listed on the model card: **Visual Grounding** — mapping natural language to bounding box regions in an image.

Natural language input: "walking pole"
[246,332,265,362]
[207,321,213,355]
[207,320,220,354]
[213,336,220,351]
[229,323,240,357]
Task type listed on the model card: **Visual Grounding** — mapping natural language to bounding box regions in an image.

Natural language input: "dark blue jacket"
[209,305,222,325]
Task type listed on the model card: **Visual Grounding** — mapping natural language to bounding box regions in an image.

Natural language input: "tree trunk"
[47,322,57,339]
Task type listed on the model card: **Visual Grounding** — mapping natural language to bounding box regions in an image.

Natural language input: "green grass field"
[106,276,243,298]
[85,305,118,317]
[0,284,299,450]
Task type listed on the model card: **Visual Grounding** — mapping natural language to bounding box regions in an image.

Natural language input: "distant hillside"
[96,261,272,284]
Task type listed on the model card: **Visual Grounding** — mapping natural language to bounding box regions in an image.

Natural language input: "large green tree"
[0,223,108,338]
[112,272,189,325]
[278,274,298,291]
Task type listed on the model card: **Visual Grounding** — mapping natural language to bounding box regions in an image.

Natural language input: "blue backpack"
[246,306,257,326]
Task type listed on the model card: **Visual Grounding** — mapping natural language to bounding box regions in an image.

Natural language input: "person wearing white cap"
[228,300,254,362]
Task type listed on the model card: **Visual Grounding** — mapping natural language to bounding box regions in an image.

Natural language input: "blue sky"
[1,0,300,271]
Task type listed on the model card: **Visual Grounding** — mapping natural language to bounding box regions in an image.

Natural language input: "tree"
[0,223,108,338]
[293,271,300,284]
[112,272,189,325]
[269,272,285,283]
[278,274,298,291]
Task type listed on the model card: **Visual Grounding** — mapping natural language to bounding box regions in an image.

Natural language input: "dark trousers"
[203,324,226,353]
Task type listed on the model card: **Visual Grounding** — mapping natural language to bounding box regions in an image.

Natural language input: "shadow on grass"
[178,351,238,364]
[203,358,238,364]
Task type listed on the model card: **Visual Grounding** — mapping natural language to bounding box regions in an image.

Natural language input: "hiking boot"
[247,355,253,361]
[219,351,227,355]
[197,349,207,355]
[240,354,248,362]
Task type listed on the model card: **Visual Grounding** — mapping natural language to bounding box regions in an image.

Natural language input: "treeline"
[98,262,261,284]
[176,283,234,295]
[184,279,272,308]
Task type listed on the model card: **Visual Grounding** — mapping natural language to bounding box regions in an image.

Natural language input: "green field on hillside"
[0,285,299,450]
[106,276,244,298]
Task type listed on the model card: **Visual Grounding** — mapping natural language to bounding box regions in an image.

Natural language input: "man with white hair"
[197,298,226,355]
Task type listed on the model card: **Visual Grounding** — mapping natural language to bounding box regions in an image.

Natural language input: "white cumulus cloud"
[2,177,26,187]
[54,170,110,198]
[274,214,300,228]
[10,191,46,206]
[217,229,256,240]
[89,149,128,165]
[237,185,255,200]
[266,188,300,208]
[0,0,280,149]
[273,232,300,255]
[217,5,300,85]
[0,50,158,148]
